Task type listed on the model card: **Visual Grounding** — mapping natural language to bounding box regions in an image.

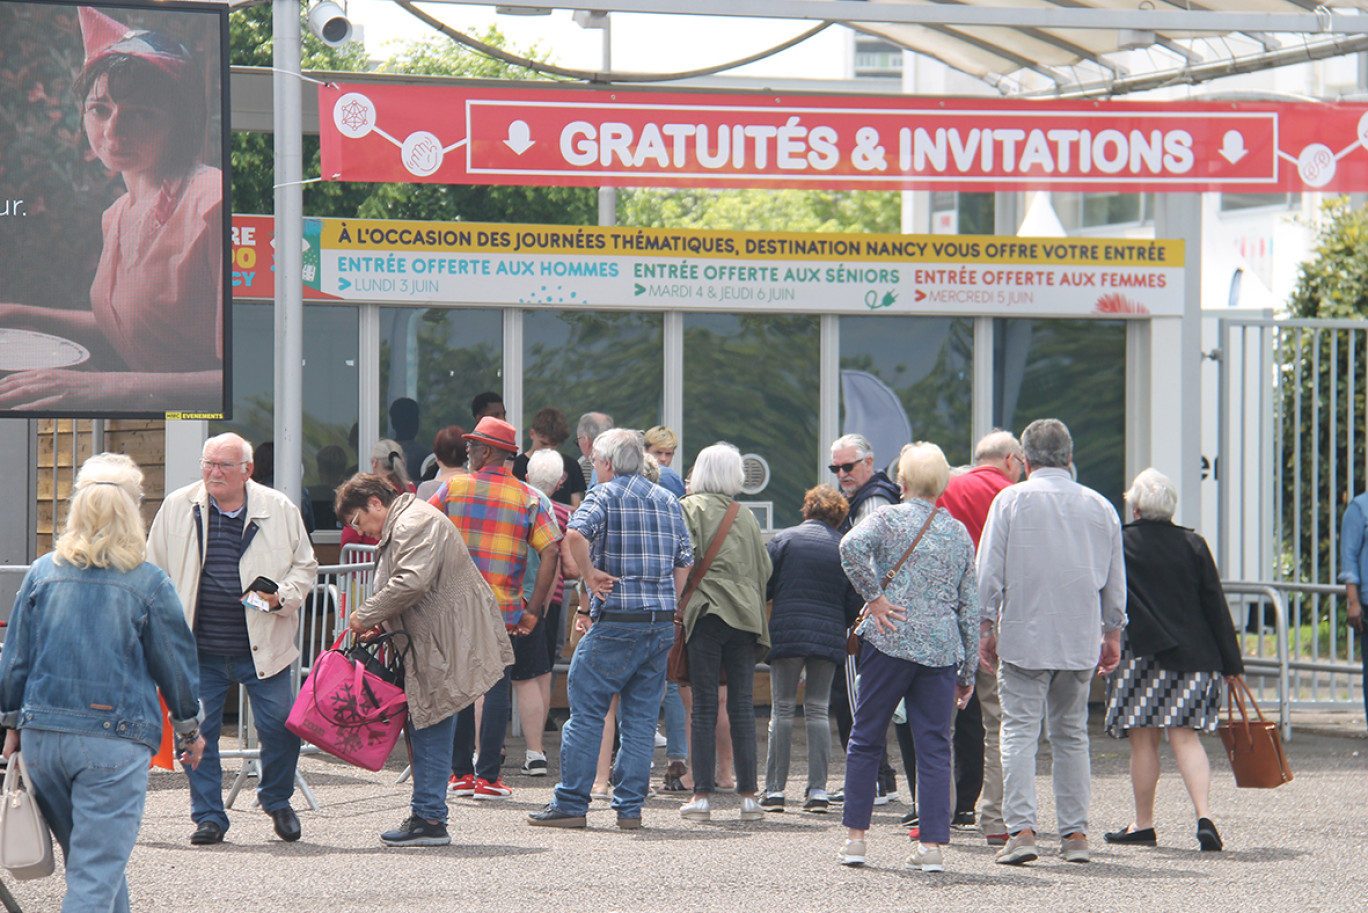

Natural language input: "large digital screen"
[0,0,231,419]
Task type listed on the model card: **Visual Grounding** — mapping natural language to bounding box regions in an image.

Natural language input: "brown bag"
[846,508,939,655]
[667,502,741,685]
[1217,676,1293,788]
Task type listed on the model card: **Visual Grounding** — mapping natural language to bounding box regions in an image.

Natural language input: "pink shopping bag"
[286,634,407,772]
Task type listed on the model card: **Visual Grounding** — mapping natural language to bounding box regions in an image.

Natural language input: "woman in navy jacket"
[760,485,864,813]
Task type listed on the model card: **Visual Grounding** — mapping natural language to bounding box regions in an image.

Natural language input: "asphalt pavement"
[3,707,1365,913]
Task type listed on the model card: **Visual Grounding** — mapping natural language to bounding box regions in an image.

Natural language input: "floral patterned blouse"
[839,498,980,686]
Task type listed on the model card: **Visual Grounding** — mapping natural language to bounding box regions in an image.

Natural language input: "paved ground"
[4,707,1365,913]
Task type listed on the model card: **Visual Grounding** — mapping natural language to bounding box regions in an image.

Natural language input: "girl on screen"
[0,6,222,414]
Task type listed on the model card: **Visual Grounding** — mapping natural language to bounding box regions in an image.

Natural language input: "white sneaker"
[680,796,711,821]
[654,729,668,748]
[521,751,548,777]
[740,797,763,821]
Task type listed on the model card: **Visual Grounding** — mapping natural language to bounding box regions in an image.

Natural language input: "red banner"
[319,83,1368,193]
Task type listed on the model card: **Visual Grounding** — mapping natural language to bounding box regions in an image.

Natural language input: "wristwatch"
[175,727,201,751]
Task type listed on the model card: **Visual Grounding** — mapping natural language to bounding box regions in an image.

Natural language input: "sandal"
[662,760,690,792]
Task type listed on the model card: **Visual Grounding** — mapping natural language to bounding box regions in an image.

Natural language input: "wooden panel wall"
[35,419,165,556]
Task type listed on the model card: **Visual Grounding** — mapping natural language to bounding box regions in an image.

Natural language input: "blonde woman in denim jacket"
[0,453,203,913]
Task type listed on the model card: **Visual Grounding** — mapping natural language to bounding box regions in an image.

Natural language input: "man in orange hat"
[429,415,562,800]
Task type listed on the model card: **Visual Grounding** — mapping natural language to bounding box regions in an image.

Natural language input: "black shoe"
[1103,826,1158,846]
[381,815,451,846]
[951,810,976,828]
[267,806,301,842]
[527,804,587,828]
[901,810,920,827]
[760,794,786,812]
[830,790,844,804]
[190,820,224,845]
[1196,818,1223,852]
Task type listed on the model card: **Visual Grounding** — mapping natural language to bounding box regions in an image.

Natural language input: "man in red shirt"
[936,429,1023,846]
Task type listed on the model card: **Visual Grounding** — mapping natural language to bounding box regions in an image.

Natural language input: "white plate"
[0,327,90,371]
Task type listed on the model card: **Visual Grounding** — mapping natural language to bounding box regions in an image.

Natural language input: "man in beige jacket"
[146,432,317,847]
[338,474,513,846]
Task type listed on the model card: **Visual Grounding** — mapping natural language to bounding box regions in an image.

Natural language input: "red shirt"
[936,465,1013,550]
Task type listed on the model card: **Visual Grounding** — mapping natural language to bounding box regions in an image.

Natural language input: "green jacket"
[680,492,772,650]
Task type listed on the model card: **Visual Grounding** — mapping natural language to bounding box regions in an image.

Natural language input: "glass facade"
[993,317,1127,514]
[683,313,820,529]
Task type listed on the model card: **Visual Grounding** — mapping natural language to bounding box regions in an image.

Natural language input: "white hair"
[1125,467,1178,521]
[689,443,743,497]
[203,432,252,464]
[525,449,564,495]
[830,433,873,461]
[593,428,643,476]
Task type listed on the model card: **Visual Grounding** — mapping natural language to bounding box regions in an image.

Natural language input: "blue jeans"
[24,730,151,913]
[189,652,300,830]
[452,665,512,781]
[409,714,458,824]
[663,681,688,759]
[841,645,957,843]
[552,620,673,817]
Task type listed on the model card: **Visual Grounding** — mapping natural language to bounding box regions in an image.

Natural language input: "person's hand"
[2,728,19,759]
[179,735,206,770]
[865,594,907,634]
[575,612,593,634]
[511,610,539,637]
[251,589,282,610]
[1098,635,1121,675]
[955,682,975,710]
[583,566,618,599]
[0,368,106,411]
[1347,598,1363,632]
[979,632,998,669]
[348,616,381,640]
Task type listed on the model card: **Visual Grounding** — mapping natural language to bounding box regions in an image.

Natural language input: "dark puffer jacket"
[765,520,864,666]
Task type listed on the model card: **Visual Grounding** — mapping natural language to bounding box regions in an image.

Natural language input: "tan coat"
[349,494,513,728]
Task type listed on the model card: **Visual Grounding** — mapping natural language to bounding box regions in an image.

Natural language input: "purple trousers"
[841,644,957,844]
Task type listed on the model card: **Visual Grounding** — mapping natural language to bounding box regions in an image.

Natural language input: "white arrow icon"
[503,120,535,155]
[1219,130,1248,165]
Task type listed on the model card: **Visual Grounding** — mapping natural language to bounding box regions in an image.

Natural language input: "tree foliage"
[619,187,900,234]
[1279,197,1368,590]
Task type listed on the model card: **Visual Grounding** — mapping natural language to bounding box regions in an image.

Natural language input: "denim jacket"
[0,555,201,752]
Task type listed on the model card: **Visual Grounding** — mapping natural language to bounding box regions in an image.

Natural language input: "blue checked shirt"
[567,472,694,615]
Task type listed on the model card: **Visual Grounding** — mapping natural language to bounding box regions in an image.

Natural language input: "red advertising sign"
[320,83,1368,193]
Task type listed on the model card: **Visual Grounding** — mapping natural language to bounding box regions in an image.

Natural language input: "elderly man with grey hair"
[147,432,317,846]
[576,411,615,488]
[977,418,1126,866]
[829,433,901,534]
[529,428,693,829]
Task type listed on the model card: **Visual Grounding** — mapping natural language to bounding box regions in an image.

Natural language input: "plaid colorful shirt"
[568,472,693,616]
[431,465,561,627]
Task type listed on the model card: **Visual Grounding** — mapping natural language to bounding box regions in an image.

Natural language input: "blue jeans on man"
[551,620,674,818]
[25,730,151,913]
[188,652,300,831]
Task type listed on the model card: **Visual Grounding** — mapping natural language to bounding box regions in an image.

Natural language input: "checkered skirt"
[1104,649,1223,738]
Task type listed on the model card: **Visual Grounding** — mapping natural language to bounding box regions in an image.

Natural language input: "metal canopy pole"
[273,0,304,511]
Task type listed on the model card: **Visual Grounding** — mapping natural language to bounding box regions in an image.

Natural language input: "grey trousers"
[764,656,837,795]
[999,663,1093,837]
[976,663,1005,836]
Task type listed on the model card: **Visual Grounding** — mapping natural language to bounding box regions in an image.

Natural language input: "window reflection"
[212,303,358,518]
[522,310,664,444]
[840,317,973,469]
[683,313,819,529]
[993,317,1126,513]
[378,306,502,475]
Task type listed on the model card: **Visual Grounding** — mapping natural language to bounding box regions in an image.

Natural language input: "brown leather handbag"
[847,507,939,655]
[1217,675,1293,788]
[667,501,740,685]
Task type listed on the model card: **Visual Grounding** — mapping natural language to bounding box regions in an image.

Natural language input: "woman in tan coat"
[337,475,513,847]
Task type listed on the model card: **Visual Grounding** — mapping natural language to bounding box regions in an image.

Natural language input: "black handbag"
[342,630,409,691]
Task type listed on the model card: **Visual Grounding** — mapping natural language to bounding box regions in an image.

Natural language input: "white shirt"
[977,466,1127,671]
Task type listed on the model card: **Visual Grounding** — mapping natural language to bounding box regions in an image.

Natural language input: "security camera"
[307,1,353,48]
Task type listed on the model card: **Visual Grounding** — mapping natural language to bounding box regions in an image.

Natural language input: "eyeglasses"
[200,460,246,472]
[828,461,859,474]
[348,512,363,533]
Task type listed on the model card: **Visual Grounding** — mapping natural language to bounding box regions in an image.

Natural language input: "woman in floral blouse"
[836,442,979,873]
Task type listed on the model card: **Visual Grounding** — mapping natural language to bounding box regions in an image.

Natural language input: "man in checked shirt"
[528,428,694,829]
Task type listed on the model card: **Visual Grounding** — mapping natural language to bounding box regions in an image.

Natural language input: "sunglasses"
[828,461,859,474]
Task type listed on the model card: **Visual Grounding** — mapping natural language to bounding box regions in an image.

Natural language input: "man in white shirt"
[977,418,1126,866]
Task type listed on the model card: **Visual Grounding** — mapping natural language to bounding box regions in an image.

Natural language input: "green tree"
[619,187,900,233]
[1279,197,1368,591]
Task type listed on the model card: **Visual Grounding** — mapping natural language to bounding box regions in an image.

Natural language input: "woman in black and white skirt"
[1103,468,1244,852]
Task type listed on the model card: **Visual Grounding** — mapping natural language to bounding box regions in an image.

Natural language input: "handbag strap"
[675,501,742,623]
[1225,674,1267,726]
[851,506,940,630]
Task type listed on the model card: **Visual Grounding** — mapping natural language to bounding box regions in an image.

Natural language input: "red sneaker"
[473,777,513,799]
[448,774,476,797]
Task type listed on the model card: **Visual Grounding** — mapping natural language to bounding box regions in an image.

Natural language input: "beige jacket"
[146,478,318,680]
[349,494,513,728]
